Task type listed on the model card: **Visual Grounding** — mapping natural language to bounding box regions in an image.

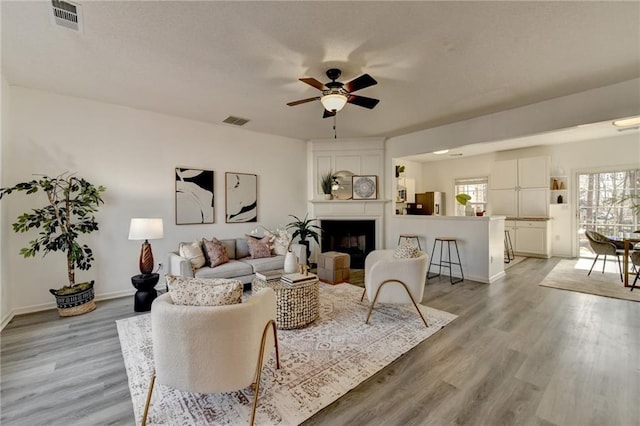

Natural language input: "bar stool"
[427,237,464,284]
[504,230,515,263]
[398,234,422,250]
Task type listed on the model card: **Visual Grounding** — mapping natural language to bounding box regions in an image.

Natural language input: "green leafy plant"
[456,193,472,205]
[320,170,334,195]
[0,173,106,289]
[395,165,405,178]
[286,213,321,245]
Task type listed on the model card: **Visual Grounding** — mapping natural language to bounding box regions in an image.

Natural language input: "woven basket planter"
[49,280,96,317]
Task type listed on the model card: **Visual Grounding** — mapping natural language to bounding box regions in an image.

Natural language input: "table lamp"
[128,218,164,275]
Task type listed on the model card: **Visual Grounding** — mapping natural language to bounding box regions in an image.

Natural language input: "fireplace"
[320,219,376,269]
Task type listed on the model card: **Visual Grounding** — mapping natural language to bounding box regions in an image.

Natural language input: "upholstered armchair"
[584,230,624,282]
[361,249,429,327]
[142,288,280,426]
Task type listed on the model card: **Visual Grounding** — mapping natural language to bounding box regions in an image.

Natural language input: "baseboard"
[8,288,137,318]
[1,310,15,331]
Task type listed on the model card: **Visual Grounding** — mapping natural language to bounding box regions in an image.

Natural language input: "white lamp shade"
[128,218,164,240]
[321,94,348,112]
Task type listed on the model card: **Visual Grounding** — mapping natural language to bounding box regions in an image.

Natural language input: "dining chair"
[584,230,624,282]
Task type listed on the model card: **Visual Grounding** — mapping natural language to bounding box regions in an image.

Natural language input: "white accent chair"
[142,288,280,426]
[361,249,430,327]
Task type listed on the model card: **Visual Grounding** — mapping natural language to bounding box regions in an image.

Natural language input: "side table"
[252,276,319,329]
[131,273,159,312]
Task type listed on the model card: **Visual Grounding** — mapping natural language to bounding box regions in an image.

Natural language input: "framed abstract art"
[175,168,214,224]
[225,172,257,223]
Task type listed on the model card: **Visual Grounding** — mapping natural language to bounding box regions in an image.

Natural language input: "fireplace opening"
[320,219,375,269]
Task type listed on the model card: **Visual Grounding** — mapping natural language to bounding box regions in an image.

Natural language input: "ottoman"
[317,251,350,284]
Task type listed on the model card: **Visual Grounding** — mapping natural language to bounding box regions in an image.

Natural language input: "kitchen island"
[388,215,506,283]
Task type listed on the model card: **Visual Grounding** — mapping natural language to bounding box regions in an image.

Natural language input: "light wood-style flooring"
[2,257,639,425]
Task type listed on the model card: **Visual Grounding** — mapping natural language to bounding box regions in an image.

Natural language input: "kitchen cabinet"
[505,219,551,258]
[489,156,549,217]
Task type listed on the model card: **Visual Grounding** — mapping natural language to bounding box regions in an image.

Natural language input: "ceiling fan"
[287,68,380,118]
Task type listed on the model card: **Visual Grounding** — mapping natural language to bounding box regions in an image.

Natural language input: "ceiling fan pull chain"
[333,115,337,139]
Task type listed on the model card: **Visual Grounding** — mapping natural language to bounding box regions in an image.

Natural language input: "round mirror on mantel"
[332,170,354,200]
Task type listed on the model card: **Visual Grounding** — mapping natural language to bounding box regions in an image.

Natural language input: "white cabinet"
[505,219,551,258]
[489,156,549,217]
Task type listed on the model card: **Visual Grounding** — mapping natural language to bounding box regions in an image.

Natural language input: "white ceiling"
[2,1,640,142]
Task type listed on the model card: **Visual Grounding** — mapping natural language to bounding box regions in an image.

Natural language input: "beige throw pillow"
[179,241,206,269]
[165,275,242,306]
[202,237,230,267]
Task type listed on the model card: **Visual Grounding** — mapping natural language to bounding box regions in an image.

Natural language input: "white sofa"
[167,238,307,285]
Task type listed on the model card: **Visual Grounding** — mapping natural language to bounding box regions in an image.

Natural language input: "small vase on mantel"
[323,193,333,200]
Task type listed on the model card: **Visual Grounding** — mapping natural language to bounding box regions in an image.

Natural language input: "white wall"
[3,87,307,315]
[1,73,10,327]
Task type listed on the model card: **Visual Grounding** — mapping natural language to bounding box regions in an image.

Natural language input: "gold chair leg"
[360,287,366,302]
[365,279,429,328]
[141,372,156,426]
[250,319,279,426]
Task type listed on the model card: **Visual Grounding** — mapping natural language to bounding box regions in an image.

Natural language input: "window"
[454,177,488,216]
[578,168,640,257]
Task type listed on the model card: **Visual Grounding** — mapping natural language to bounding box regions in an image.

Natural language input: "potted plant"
[456,193,474,216]
[395,165,405,178]
[286,213,321,265]
[0,173,106,316]
[320,170,334,200]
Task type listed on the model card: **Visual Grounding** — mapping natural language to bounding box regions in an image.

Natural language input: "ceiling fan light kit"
[288,68,380,118]
[320,93,348,112]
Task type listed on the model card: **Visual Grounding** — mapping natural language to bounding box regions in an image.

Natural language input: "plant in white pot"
[0,173,106,316]
[320,170,334,200]
[456,193,474,216]
[286,213,321,265]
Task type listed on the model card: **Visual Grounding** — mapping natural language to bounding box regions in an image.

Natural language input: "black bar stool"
[398,234,422,250]
[427,237,464,284]
[504,230,515,263]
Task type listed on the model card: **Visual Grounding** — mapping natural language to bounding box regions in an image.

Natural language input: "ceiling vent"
[50,0,83,32]
[222,116,250,126]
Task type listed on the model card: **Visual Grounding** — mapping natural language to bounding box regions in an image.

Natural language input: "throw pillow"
[165,275,242,306]
[245,235,273,259]
[393,244,420,259]
[202,237,230,267]
[179,240,206,269]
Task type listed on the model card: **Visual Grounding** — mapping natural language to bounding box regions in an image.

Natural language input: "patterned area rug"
[539,258,640,302]
[117,282,456,425]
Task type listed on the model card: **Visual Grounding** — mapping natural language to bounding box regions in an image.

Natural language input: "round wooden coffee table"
[252,276,319,329]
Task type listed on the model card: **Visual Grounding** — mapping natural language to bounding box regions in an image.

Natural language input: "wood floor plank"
[2,257,639,425]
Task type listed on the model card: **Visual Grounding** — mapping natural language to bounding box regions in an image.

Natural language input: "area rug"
[539,258,640,302]
[117,282,456,425]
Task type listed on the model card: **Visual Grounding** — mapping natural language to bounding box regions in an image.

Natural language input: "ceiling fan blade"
[287,96,321,107]
[323,109,336,119]
[347,95,380,109]
[344,74,377,92]
[300,77,325,91]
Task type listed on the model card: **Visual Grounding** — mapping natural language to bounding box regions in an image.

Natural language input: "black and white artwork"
[175,168,214,224]
[225,172,257,223]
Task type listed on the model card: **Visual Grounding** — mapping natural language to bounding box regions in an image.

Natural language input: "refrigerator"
[406,192,444,215]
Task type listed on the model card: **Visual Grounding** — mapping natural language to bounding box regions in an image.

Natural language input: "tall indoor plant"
[286,213,321,265]
[0,173,106,316]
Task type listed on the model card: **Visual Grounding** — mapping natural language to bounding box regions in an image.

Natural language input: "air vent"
[51,0,83,32]
[222,116,250,126]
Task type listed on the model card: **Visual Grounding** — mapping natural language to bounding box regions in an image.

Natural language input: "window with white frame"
[454,177,488,216]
